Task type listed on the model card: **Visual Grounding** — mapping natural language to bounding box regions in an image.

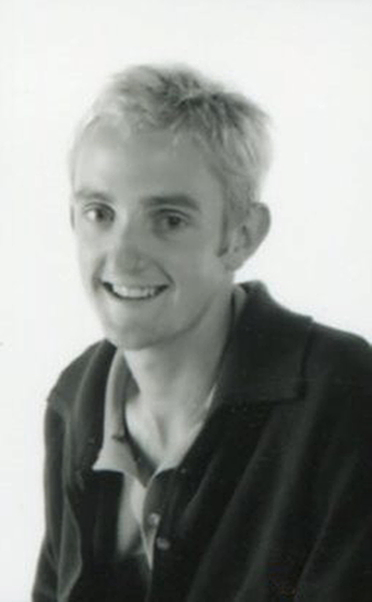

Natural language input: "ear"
[221,202,270,272]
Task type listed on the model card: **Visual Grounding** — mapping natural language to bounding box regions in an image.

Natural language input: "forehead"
[72,122,225,208]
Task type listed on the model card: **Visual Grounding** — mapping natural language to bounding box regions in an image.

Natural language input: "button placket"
[141,473,169,564]
[155,536,171,552]
[147,512,161,529]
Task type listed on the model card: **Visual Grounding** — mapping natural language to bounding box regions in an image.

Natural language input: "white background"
[1,0,371,600]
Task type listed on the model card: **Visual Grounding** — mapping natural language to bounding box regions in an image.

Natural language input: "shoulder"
[236,282,371,402]
[299,323,372,444]
[305,321,372,389]
[242,281,372,386]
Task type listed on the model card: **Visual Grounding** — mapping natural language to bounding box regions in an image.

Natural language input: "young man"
[33,66,372,602]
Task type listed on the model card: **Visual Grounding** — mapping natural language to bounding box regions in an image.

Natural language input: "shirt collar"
[92,351,138,475]
[93,349,217,479]
[93,284,248,477]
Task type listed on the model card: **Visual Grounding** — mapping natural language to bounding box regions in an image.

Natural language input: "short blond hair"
[70,64,272,222]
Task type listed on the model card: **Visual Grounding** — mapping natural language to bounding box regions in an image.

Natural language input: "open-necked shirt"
[93,285,247,569]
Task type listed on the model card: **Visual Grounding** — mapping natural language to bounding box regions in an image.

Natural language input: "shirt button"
[148,512,161,528]
[156,536,171,551]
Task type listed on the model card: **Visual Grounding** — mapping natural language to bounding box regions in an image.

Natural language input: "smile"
[103,282,168,300]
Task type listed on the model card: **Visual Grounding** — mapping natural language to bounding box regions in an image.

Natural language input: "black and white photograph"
[1,1,371,601]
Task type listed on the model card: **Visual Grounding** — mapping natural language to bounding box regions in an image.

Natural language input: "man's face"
[71,124,235,350]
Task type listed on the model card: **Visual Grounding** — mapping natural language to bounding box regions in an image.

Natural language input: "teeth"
[110,284,164,299]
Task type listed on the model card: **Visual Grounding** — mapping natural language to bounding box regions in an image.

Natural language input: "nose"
[105,221,149,275]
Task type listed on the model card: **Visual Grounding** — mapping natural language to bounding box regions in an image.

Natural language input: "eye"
[155,211,189,234]
[163,215,184,228]
[83,204,115,225]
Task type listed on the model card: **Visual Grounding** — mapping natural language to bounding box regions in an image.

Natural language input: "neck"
[122,287,234,425]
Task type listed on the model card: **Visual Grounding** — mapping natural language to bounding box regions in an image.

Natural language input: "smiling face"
[71,123,239,350]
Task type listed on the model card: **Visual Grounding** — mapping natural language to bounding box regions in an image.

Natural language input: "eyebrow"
[73,188,113,203]
[73,190,201,213]
[142,194,201,213]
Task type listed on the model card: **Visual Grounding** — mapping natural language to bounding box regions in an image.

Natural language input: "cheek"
[76,241,101,281]
[170,246,226,285]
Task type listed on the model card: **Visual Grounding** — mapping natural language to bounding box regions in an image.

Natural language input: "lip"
[102,281,169,301]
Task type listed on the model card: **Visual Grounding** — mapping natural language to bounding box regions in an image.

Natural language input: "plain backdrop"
[1,0,371,600]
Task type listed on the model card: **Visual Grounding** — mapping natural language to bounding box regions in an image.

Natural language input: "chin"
[103,324,162,351]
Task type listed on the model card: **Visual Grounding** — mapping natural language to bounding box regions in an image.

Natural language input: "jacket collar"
[68,281,313,479]
[213,281,312,405]
[68,341,116,483]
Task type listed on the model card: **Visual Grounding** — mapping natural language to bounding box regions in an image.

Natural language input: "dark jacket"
[33,283,372,602]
